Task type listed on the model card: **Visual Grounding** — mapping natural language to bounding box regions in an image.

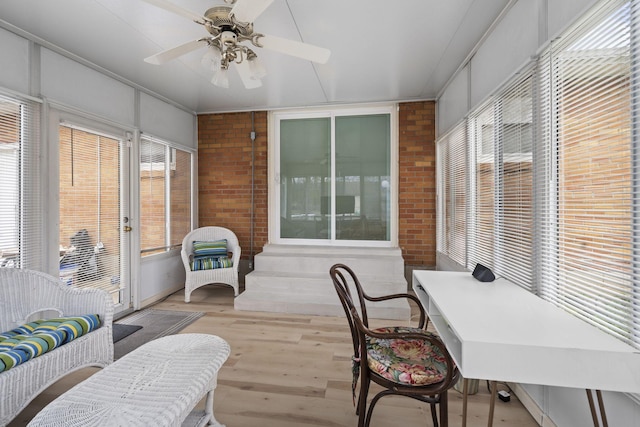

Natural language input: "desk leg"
[586,389,608,427]
[487,381,497,427]
[462,378,469,427]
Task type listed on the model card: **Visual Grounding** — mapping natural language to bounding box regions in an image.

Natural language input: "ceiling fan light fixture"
[201,47,222,70]
[247,53,266,80]
[211,68,230,88]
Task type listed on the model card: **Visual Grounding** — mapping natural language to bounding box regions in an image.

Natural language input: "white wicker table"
[28,333,230,427]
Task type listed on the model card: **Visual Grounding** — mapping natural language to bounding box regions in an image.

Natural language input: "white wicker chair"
[181,226,241,302]
[0,268,114,426]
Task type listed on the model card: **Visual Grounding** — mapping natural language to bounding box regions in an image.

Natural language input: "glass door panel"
[279,118,331,240]
[335,114,390,241]
[59,125,129,310]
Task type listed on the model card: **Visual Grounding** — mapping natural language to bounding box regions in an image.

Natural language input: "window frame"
[0,93,42,271]
[268,104,399,247]
[139,134,195,257]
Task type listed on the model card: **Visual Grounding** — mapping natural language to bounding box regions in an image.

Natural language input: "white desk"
[412,270,640,426]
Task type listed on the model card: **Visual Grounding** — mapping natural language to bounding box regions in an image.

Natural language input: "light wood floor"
[10,285,540,427]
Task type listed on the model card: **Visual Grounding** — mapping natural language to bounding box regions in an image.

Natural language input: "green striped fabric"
[190,256,233,271]
[192,239,228,257]
[0,315,101,373]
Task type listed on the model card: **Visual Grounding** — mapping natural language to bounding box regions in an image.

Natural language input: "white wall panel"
[140,253,185,304]
[139,92,196,148]
[41,48,135,126]
[547,0,599,41]
[437,64,469,137]
[470,0,539,109]
[0,27,30,94]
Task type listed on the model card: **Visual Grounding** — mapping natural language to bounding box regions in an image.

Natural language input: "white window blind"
[436,140,447,254]
[496,74,534,290]
[468,101,497,271]
[436,124,467,265]
[59,125,122,293]
[140,136,192,256]
[0,95,41,270]
[467,70,535,291]
[538,0,635,344]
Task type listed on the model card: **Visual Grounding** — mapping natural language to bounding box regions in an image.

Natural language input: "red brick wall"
[398,101,436,266]
[197,102,437,268]
[197,112,269,260]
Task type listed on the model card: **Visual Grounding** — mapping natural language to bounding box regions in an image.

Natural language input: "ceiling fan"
[142,0,331,89]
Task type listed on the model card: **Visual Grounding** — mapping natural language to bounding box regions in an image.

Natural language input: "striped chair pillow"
[192,239,228,257]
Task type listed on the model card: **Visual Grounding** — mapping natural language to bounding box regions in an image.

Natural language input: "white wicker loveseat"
[0,268,114,426]
[181,226,241,302]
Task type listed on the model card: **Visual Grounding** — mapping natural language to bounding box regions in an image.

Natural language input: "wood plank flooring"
[9,285,540,426]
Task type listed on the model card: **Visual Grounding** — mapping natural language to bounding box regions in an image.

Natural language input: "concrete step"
[234,289,410,320]
[236,244,409,319]
[254,244,405,276]
[244,270,407,295]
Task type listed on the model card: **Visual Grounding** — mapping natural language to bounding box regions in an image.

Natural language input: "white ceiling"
[0,0,510,114]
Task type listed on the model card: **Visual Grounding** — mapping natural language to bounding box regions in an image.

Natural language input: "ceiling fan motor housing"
[204,6,254,38]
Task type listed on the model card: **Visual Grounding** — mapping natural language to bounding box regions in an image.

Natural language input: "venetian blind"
[0,95,41,270]
[538,0,636,344]
[495,73,534,290]
[436,139,447,254]
[436,124,467,265]
[58,124,122,292]
[468,100,496,271]
[140,135,192,256]
[467,69,535,291]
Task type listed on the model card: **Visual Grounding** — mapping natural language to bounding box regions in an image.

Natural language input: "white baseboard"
[140,285,183,308]
[509,383,557,427]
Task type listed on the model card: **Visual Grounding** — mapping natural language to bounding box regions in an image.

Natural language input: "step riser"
[254,254,404,276]
[245,274,406,295]
[233,297,410,320]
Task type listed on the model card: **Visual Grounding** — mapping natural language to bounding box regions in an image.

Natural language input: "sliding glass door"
[276,107,393,245]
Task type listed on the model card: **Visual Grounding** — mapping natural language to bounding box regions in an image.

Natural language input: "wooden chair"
[329,263,460,427]
[181,226,241,302]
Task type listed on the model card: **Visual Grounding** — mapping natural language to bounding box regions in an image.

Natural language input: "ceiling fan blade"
[235,60,263,89]
[258,34,331,64]
[144,39,207,65]
[140,0,204,22]
[230,0,274,23]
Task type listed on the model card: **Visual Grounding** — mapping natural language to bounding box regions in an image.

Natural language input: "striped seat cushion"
[190,256,233,271]
[0,315,101,373]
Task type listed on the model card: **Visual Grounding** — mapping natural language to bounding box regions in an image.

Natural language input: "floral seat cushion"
[366,326,450,386]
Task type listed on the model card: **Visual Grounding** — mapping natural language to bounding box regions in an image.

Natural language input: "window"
[275,107,394,245]
[436,124,467,265]
[140,136,193,256]
[538,0,634,343]
[436,0,637,347]
[466,72,534,291]
[0,95,41,269]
